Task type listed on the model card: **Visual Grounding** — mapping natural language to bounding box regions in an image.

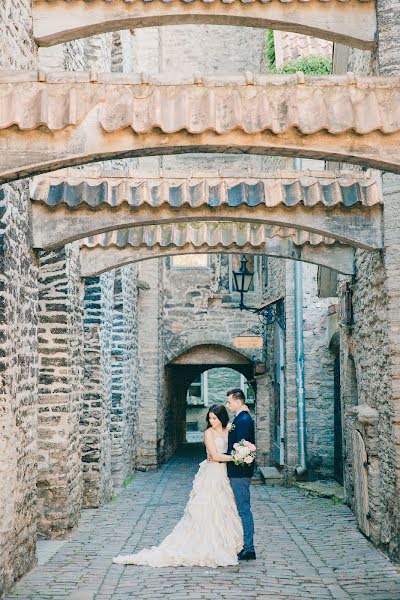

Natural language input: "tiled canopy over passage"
[30,169,383,249]
[2,73,400,181]
[79,222,356,276]
[33,0,376,49]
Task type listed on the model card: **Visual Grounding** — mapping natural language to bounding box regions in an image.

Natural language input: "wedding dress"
[113,436,243,567]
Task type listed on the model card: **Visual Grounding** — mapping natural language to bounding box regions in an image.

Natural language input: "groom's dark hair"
[227,388,246,403]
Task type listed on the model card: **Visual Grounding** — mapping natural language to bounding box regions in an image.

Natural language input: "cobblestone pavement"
[5,445,400,600]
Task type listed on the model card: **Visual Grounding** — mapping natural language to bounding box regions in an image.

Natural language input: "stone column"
[375,0,400,562]
[110,265,139,487]
[136,259,163,469]
[255,374,273,467]
[81,272,114,507]
[284,261,299,478]
[37,245,84,538]
[0,181,39,592]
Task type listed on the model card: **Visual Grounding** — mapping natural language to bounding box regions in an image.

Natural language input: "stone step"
[258,466,284,486]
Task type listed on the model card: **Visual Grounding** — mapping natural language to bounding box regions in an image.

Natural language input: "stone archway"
[32,0,376,50]
[78,223,356,276]
[2,73,400,183]
[164,343,254,458]
[31,169,383,250]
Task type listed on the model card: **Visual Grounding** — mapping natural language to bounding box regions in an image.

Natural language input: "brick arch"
[33,0,376,50]
[2,73,400,183]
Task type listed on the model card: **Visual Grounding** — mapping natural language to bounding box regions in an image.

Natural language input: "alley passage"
[6,446,400,600]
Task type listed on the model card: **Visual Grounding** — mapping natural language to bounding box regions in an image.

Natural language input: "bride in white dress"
[113,403,243,567]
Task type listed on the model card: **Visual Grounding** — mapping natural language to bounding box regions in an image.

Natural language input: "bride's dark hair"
[206,404,229,429]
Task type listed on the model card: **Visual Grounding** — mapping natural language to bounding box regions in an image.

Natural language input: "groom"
[226,388,256,561]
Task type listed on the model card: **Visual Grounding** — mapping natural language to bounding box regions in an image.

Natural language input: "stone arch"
[33,0,376,50]
[79,238,356,277]
[31,170,382,251]
[168,342,254,370]
[165,342,256,457]
[2,74,400,183]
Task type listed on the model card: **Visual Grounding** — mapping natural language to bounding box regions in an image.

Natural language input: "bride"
[112,403,243,567]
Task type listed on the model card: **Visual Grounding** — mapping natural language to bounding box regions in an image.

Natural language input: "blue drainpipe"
[293,157,307,477]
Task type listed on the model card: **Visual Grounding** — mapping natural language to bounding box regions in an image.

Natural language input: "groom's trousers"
[229,477,255,552]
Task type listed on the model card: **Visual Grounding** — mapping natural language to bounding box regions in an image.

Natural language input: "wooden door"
[352,429,370,537]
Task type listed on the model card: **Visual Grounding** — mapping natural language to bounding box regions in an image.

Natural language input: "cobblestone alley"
[5,446,400,600]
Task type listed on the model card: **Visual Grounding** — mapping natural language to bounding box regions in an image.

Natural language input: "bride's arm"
[204,429,233,462]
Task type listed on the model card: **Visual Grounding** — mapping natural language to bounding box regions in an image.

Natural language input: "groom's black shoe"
[237,550,256,561]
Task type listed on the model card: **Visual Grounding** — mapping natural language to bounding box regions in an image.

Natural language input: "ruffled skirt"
[113,460,243,567]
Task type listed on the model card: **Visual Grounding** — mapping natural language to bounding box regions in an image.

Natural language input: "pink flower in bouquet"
[243,440,252,448]
[233,443,239,450]
[249,443,256,452]
[244,455,254,464]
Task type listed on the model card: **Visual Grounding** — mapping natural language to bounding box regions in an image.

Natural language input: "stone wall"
[37,246,84,537]
[332,7,400,560]
[110,265,139,487]
[262,256,336,480]
[136,259,165,469]
[163,255,262,365]
[0,1,39,594]
[302,264,336,480]
[81,272,115,507]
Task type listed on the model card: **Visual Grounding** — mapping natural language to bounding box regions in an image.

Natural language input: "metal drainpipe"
[293,157,307,477]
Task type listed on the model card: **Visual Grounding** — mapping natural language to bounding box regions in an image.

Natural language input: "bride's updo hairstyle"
[206,404,229,429]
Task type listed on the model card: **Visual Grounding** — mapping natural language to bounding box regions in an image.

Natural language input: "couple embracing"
[113,388,256,567]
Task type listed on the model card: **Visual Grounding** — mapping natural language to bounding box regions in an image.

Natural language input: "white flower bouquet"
[231,439,257,466]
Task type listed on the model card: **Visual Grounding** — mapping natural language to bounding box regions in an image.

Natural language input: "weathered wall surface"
[111,265,139,487]
[82,273,115,508]
[302,263,336,480]
[136,259,164,469]
[263,252,336,480]
[334,5,400,560]
[163,255,262,365]
[0,1,39,594]
[37,246,84,537]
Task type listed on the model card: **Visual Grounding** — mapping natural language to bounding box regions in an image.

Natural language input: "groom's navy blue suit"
[227,410,255,553]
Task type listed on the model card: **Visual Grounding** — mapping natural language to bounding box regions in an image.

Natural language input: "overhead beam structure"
[1,72,400,182]
[32,0,376,50]
[30,169,383,250]
[79,222,356,277]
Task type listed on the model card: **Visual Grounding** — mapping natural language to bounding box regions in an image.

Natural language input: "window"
[228,255,260,292]
[171,255,209,268]
[186,372,209,406]
[241,374,255,404]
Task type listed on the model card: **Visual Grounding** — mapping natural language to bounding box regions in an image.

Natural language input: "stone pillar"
[0,182,39,593]
[81,272,114,507]
[37,245,84,537]
[110,266,139,487]
[284,261,298,478]
[0,3,39,593]
[136,259,164,469]
[255,374,272,467]
[375,0,400,562]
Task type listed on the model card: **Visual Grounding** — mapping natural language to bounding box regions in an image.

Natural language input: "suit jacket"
[226,411,255,479]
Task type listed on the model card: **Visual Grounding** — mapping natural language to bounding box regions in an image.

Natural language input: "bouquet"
[231,439,256,466]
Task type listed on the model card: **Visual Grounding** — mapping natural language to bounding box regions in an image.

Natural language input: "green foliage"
[272,55,332,75]
[264,29,276,69]
[122,474,135,488]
